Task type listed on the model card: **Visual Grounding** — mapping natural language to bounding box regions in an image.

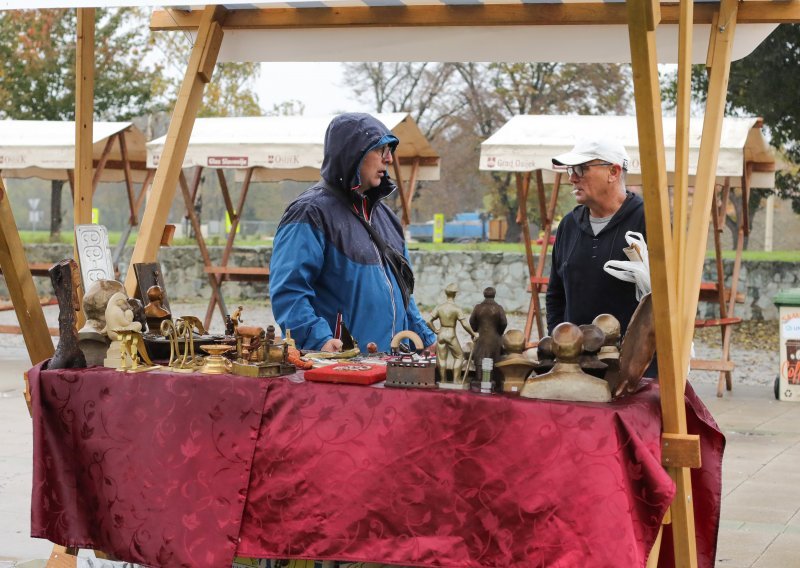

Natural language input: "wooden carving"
[48,259,87,370]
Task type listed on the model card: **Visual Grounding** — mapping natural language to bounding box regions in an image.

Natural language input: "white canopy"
[146,113,440,183]
[0,120,148,183]
[479,115,777,188]
[1,1,778,65]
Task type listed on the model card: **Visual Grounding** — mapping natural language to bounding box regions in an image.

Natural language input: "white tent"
[0,120,148,183]
[479,115,777,188]
[146,113,440,183]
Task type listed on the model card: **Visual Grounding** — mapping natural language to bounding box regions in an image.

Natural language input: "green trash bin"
[774,288,800,401]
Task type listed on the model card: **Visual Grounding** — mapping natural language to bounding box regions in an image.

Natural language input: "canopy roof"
[146,113,440,183]
[0,120,148,183]
[151,1,780,64]
[3,2,783,64]
[479,115,777,188]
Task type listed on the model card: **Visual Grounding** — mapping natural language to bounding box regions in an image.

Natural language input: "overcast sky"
[255,62,368,116]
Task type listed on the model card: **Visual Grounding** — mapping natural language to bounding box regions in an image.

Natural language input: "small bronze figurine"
[578,324,608,377]
[533,336,556,374]
[426,283,475,385]
[496,329,536,394]
[520,322,612,403]
[593,314,621,362]
[144,284,171,331]
[469,287,508,392]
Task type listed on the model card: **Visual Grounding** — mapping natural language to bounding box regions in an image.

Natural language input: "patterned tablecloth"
[28,364,723,567]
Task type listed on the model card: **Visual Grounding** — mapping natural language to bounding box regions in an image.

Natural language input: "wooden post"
[627,0,697,566]
[119,132,137,225]
[391,157,412,227]
[679,0,739,369]
[673,0,694,357]
[203,168,254,328]
[90,135,115,195]
[124,6,226,296]
[0,179,54,365]
[74,8,95,229]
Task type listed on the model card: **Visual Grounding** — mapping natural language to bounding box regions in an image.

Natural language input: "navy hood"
[320,113,399,193]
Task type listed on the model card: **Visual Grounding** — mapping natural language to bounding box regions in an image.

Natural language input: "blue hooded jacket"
[269,113,436,352]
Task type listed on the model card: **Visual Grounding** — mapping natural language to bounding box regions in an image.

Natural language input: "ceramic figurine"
[48,259,86,369]
[103,292,143,368]
[426,283,476,385]
[468,287,508,392]
[78,279,124,366]
[520,322,612,403]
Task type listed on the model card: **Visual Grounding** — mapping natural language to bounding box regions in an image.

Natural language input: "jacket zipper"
[363,201,397,339]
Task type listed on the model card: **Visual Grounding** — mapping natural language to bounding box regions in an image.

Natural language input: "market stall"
[0,120,151,333]
[1,1,799,568]
[146,113,440,329]
[479,114,778,396]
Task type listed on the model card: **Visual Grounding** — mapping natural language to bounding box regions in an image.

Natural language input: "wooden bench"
[203,266,270,282]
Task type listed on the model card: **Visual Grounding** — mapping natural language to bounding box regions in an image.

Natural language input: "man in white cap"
[545,136,647,338]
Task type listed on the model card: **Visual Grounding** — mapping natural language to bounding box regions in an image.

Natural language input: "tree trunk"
[50,179,64,242]
[504,209,522,243]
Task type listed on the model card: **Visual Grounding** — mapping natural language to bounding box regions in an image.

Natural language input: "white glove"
[603,231,652,301]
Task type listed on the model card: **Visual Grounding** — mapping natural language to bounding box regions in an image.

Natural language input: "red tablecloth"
[29,364,723,568]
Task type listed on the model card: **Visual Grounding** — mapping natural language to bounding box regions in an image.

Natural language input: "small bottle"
[480,358,494,394]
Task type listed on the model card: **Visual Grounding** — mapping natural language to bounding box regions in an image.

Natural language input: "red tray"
[304,362,387,385]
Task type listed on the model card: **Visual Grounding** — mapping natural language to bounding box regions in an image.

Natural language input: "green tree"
[451,62,632,242]
[663,24,800,247]
[151,30,263,118]
[0,8,160,239]
[346,62,632,236]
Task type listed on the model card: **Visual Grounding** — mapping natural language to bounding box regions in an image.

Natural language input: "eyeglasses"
[374,145,393,160]
[566,162,613,178]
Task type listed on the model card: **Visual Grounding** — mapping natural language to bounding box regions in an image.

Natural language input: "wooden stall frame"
[0,2,798,567]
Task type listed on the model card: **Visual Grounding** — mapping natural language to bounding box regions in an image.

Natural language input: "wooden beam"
[0,179,54,365]
[150,2,800,31]
[673,0,694,342]
[90,135,115,195]
[627,0,697,566]
[74,8,95,228]
[124,6,227,296]
[392,157,412,227]
[406,158,421,205]
[680,0,739,378]
[119,132,137,225]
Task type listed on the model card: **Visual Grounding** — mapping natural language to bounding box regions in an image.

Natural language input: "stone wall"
[4,244,797,320]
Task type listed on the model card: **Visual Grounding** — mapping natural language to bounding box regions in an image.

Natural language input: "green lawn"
[15,230,800,261]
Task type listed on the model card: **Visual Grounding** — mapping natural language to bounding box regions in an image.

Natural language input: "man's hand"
[321,338,343,353]
[426,342,437,355]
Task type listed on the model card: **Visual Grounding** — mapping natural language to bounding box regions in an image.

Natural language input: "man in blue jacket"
[546,136,647,338]
[270,113,436,353]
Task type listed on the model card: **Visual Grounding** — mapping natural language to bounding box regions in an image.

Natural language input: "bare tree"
[344,61,632,239]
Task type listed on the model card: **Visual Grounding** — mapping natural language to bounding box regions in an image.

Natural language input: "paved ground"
[0,303,798,567]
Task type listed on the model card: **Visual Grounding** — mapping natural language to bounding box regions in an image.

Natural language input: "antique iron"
[385,330,437,388]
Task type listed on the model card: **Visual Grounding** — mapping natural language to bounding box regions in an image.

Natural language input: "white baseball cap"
[552,136,630,170]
